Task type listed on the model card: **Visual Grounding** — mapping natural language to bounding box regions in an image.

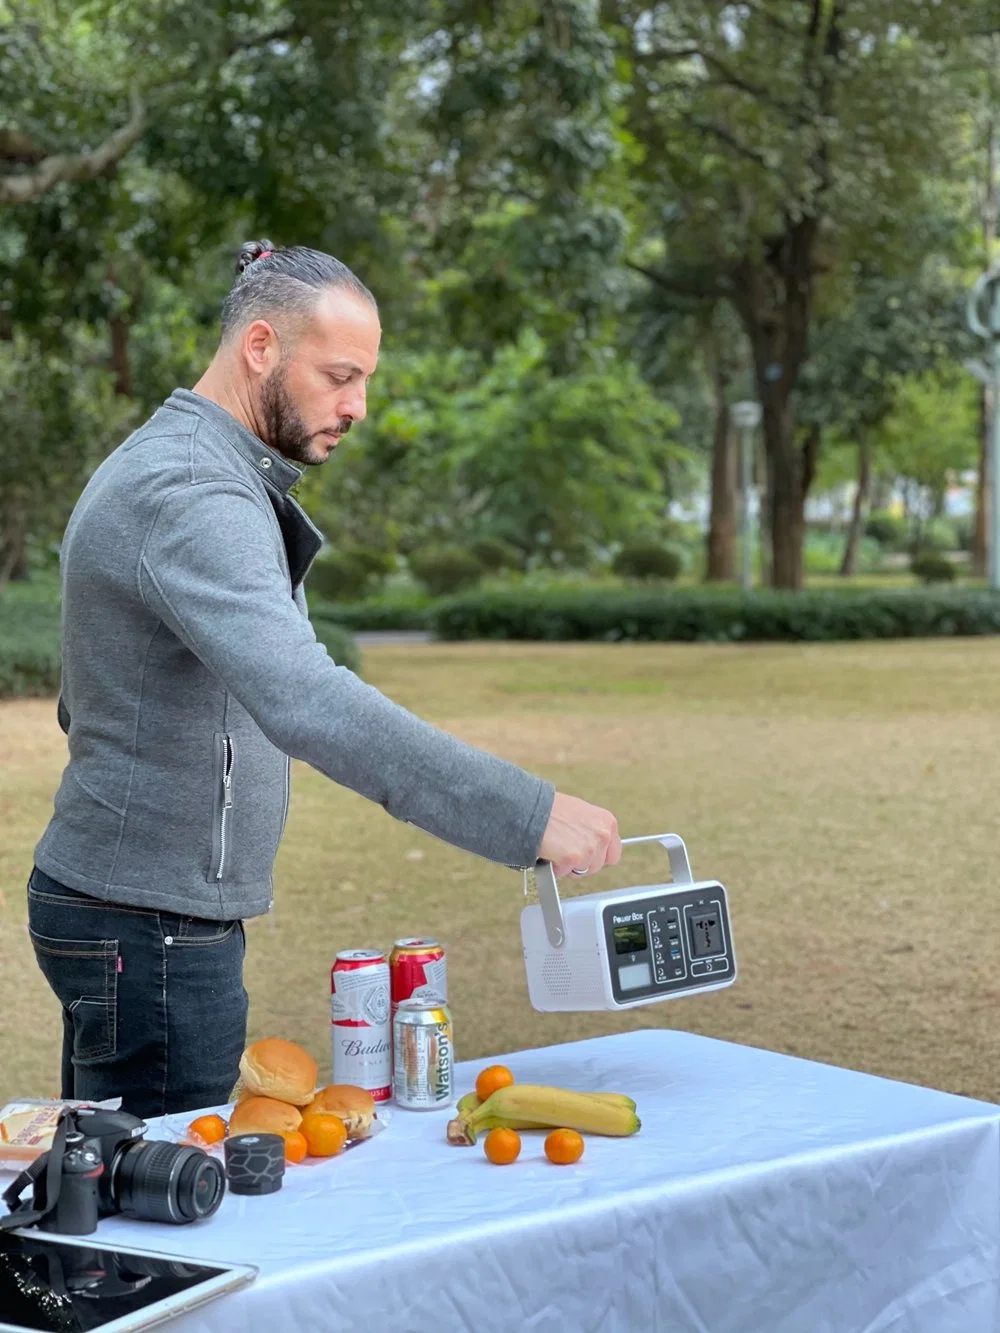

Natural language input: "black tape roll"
[223,1133,285,1196]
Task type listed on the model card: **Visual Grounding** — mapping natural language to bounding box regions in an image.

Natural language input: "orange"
[282,1130,308,1164]
[187,1114,226,1146]
[302,1113,348,1158]
[484,1127,521,1165]
[475,1064,515,1102]
[544,1129,584,1165]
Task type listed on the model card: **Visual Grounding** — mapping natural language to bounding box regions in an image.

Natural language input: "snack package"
[0,1098,122,1173]
[159,1104,390,1162]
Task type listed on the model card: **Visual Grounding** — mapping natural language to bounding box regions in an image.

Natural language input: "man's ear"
[241,320,280,378]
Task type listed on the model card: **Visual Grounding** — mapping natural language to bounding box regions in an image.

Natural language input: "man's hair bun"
[236,239,277,274]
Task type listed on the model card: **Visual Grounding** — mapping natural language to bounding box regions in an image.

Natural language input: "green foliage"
[311,619,363,677]
[306,547,396,604]
[307,552,373,603]
[470,538,525,574]
[0,0,990,603]
[953,515,976,554]
[408,546,483,597]
[0,581,61,697]
[0,334,136,583]
[434,587,1000,645]
[912,518,961,556]
[865,512,909,549]
[305,332,685,567]
[0,627,62,697]
[910,553,957,585]
[878,372,979,499]
[612,542,682,582]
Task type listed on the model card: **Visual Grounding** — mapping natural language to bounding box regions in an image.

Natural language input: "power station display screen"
[613,921,648,956]
[689,911,724,958]
[618,961,652,991]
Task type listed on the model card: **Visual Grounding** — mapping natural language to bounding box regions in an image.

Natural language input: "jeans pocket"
[28,929,118,1061]
[169,916,239,948]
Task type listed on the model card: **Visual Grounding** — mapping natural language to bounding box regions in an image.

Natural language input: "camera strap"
[0,1109,71,1232]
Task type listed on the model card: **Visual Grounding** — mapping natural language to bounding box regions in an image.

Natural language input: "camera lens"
[110,1140,225,1224]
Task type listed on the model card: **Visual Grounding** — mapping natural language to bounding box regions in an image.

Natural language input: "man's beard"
[259,363,351,466]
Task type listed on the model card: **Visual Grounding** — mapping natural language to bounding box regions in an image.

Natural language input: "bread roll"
[304,1085,375,1139]
[228,1096,302,1138]
[239,1038,317,1106]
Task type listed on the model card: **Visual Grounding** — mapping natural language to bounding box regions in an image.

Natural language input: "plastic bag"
[0,1097,122,1173]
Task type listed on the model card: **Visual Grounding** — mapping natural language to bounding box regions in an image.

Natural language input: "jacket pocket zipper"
[281,755,290,832]
[217,734,235,881]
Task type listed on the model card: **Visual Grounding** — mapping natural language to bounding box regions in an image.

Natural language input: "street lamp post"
[731,400,763,592]
[966,267,1000,592]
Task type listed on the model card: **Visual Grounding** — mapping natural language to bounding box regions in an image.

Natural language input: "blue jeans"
[27,866,248,1120]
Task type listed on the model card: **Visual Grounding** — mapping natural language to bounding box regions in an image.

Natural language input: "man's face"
[256,288,381,467]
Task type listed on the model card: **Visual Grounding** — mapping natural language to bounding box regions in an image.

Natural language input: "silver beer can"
[392,998,454,1110]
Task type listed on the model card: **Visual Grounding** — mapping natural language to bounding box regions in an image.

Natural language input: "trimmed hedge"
[910,553,956,584]
[433,587,1000,643]
[312,619,363,675]
[612,542,683,582]
[0,592,362,697]
[310,593,433,632]
[0,626,63,697]
[409,545,484,596]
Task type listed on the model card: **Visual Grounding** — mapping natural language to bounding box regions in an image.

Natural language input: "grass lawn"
[2,638,1000,1107]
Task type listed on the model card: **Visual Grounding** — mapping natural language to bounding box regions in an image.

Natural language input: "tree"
[795,267,969,574]
[634,287,747,581]
[878,371,978,538]
[968,35,1000,577]
[0,333,132,590]
[301,331,685,567]
[0,0,435,575]
[608,0,979,587]
[0,1,146,207]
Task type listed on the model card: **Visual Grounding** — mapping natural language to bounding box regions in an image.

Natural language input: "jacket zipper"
[217,734,234,881]
[281,755,290,831]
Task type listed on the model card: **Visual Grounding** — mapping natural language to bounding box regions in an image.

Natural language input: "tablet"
[0,1227,256,1332]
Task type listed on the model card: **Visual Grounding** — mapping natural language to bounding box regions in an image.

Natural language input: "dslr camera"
[0,1106,225,1235]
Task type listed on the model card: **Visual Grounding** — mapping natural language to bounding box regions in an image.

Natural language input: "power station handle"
[527,832,695,949]
[620,833,694,885]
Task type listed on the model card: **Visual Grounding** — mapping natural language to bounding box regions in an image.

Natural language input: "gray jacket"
[34,389,554,919]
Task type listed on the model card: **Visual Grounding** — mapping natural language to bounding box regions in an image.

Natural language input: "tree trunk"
[973,381,991,578]
[839,436,872,577]
[758,440,773,587]
[732,213,821,590]
[974,56,998,576]
[758,401,818,591]
[705,375,736,581]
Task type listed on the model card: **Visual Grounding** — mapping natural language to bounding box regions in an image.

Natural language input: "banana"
[453,1090,549,1131]
[457,1090,635,1116]
[449,1085,641,1145]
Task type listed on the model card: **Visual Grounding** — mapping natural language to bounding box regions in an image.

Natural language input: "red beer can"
[331,950,391,1102]
[390,938,447,1017]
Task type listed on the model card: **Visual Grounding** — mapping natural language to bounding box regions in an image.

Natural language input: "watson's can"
[331,950,391,1102]
[392,999,453,1110]
[390,938,447,1016]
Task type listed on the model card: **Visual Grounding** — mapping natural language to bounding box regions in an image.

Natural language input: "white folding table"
[99,1029,1000,1332]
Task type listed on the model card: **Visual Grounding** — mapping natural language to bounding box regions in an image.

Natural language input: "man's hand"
[539,792,621,878]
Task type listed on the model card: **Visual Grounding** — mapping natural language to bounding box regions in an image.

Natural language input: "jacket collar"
[165,389,304,496]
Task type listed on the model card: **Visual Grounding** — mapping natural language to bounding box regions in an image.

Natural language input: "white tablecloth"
[101,1029,1000,1333]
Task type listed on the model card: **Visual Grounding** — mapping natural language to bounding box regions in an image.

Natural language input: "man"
[28,240,621,1119]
